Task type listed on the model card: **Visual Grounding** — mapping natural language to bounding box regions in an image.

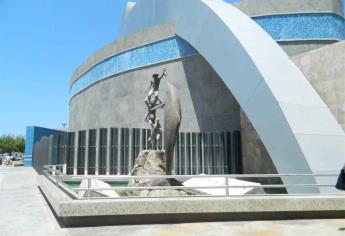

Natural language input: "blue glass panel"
[24,126,66,167]
[24,126,34,156]
[24,126,35,167]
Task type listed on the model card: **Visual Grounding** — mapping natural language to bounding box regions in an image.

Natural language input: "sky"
[0,0,342,136]
[0,0,129,136]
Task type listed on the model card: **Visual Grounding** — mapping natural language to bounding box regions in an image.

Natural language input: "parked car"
[12,155,21,161]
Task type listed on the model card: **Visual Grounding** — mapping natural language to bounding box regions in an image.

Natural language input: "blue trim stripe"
[70,37,197,98]
[70,13,345,97]
[254,13,345,41]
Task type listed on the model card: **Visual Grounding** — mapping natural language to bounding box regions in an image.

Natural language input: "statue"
[144,69,166,149]
[144,69,166,116]
[147,116,162,150]
[128,72,185,196]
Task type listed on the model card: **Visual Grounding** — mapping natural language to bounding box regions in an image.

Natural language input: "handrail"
[42,164,344,200]
[72,184,337,191]
[59,173,340,179]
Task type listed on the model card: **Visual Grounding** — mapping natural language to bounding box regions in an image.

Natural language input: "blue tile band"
[70,13,345,98]
[254,13,345,41]
[70,37,198,98]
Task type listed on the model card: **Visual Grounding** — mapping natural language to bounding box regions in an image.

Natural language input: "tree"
[0,135,25,153]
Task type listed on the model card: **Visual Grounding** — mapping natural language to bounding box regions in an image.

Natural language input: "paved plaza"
[0,167,344,236]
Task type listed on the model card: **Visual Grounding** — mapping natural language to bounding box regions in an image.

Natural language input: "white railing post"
[225,176,229,196]
[87,178,91,200]
[55,173,59,186]
[63,164,67,174]
[52,165,56,176]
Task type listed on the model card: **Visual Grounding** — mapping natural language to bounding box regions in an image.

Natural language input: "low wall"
[39,175,345,227]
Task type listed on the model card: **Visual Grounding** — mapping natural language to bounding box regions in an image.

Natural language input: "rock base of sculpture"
[78,179,120,199]
[128,150,187,197]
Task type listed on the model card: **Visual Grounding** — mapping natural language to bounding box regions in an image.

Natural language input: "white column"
[106,128,111,175]
[117,128,122,175]
[139,129,143,151]
[73,131,79,175]
[128,128,133,174]
[95,128,100,175]
[84,130,89,176]
[200,133,205,174]
[190,132,193,174]
[184,133,188,174]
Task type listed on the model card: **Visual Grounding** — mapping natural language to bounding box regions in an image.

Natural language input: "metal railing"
[42,164,345,200]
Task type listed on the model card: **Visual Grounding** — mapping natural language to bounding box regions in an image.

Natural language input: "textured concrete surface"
[65,220,345,236]
[292,41,345,130]
[0,167,65,236]
[239,109,280,183]
[1,167,345,235]
[279,41,339,57]
[234,0,344,17]
[240,41,345,178]
[69,55,240,132]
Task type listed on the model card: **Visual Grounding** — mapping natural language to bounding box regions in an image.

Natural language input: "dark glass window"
[77,131,86,175]
[88,129,96,175]
[99,128,107,175]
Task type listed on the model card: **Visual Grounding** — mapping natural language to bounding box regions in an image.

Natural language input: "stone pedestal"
[128,150,187,197]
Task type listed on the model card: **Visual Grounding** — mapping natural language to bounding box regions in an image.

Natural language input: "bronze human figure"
[144,69,166,115]
[144,69,166,149]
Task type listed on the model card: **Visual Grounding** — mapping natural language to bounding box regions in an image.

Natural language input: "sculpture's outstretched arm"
[158,69,167,80]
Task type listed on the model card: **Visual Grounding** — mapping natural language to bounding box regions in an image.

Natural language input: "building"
[25,0,345,187]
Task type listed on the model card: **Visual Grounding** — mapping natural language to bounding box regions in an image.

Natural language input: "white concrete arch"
[119,0,345,191]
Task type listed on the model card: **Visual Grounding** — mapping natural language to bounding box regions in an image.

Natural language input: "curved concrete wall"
[69,22,241,132]
[69,54,241,132]
[70,0,345,99]
[70,0,345,94]
[70,36,198,98]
